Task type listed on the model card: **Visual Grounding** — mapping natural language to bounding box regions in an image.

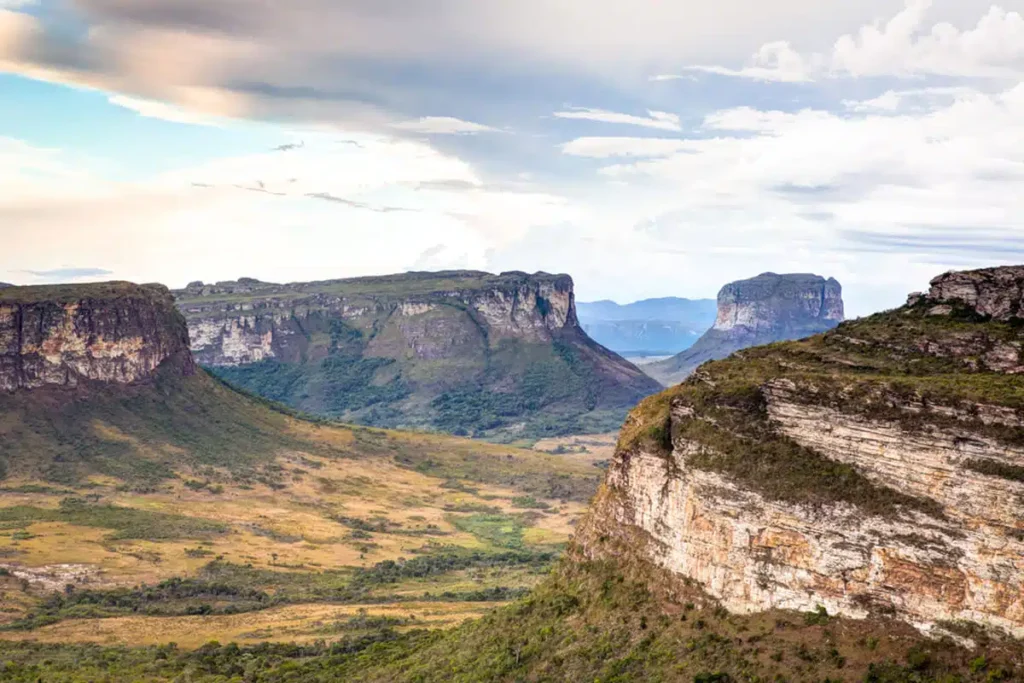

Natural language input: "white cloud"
[675,41,821,83]
[676,1,1024,82]
[553,108,682,131]
[0,0,36,8]
[391,117,499,135]
[108,95,227,126]
[561,137,691,158]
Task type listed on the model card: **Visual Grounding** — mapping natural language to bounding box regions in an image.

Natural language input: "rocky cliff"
[174,271,661,440]
[577,265,1024,639]
[0,282,194,391]
[645,272,844,386]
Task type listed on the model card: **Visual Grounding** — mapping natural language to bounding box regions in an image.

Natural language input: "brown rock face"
[925,266,1024,321]
[0,282,194,391]
[577,265,1024,639]
[645,273,844,386]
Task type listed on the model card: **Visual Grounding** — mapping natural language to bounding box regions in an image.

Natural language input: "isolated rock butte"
[576,265,1024,637]
[0,282,195,391]
[174,271,661,437]
[645,272,844,386]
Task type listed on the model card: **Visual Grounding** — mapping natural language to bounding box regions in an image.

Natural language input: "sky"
[1,0,1023,317]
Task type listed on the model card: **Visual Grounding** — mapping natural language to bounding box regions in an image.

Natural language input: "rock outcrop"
[577,265,1024,638]
[0,282,194,391]
[175,271,661,439]
[645,273,843,386]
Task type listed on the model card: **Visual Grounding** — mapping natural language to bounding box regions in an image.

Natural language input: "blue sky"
[2,0,1023,316]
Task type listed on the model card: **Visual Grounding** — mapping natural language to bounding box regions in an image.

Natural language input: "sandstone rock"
[577,265,1024,637]
[174,270,661,437]
[926,266,1024,320]
[0,282,194,391]
[645,273,843,386]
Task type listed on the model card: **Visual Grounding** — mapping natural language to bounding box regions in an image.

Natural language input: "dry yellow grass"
[0,601,502,648]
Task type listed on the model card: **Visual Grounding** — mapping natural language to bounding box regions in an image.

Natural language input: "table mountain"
[174,271,661,441]
[579,264,1024,638]
[645,272,844,385]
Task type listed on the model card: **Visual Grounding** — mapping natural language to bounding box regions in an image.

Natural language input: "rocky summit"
[0,282,194,391]
[578,264,1024,639]
[645,272,844,386]
[174,270,661,440]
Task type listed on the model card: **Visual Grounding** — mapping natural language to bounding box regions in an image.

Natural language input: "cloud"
[674,41,821,83]
[561,137,691,158]
[675,1,1024,82]
[108,95,226,126]
[552,108,682,131]
[392,117,499,135]
[23,267,113,281]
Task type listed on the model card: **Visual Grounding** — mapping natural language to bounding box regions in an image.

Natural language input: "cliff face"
[578,265,1024,638]
[175,271,660,439]
[645,273,843,386]
[0,283,194,391]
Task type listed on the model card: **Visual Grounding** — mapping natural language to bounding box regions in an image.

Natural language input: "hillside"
[7,270,1024,680]
[174,271,661,442]
[576,297,717,357]
[646,272,844,386]
[0,282,601,660]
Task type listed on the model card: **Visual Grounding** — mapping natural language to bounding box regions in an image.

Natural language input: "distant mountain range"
[576,297,718,357]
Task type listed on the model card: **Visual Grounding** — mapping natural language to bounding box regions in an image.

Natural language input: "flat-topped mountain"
[576,296,717,357]
[0,282,194,391]
[174,270,661,441]
[645,272,844,385]
[580,264,1024,637]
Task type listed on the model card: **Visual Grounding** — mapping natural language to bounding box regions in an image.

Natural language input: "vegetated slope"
[7,273,1024,681]
[0,281,603,658]
[175,271,661,442]
[576,297,717,356]
[645,272,843,386]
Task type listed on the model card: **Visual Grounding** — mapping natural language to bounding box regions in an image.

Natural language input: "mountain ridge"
[645,272,844,385]
[175,270,662,441]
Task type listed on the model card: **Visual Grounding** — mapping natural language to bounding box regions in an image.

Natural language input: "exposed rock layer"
[175,271,660,437]
[0,283,194,391]
[645,273,843,386]
[578,265,1024,637]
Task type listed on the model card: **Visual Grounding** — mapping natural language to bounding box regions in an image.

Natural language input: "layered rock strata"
[0,283,194,391]
[579,265,1024,637]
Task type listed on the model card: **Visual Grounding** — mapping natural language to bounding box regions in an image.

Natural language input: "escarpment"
[0,282,194,391]
[577,265,1024,637]
[175,271,660,439]
[646,272,843,386]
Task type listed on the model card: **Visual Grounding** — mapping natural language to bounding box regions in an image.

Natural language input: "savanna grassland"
[0,370,602,655]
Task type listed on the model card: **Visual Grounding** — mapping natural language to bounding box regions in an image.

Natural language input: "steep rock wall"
[0,283,194,391]
[645,273,844,386]
[578,265,1024,637]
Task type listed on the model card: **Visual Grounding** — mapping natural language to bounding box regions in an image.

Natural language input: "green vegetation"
[447,513,530,549]
[964,458,1024,483]
[0,498,226,541]
[1,558,1019,681]
[0,281,172,305]
[0,366,305,486]
[618,303,1024,517]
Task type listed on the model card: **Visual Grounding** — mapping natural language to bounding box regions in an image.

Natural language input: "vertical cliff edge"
[174,271,661,440]
[0,282,194,391]
[577,265,1024,639]
[645,272,844,386]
